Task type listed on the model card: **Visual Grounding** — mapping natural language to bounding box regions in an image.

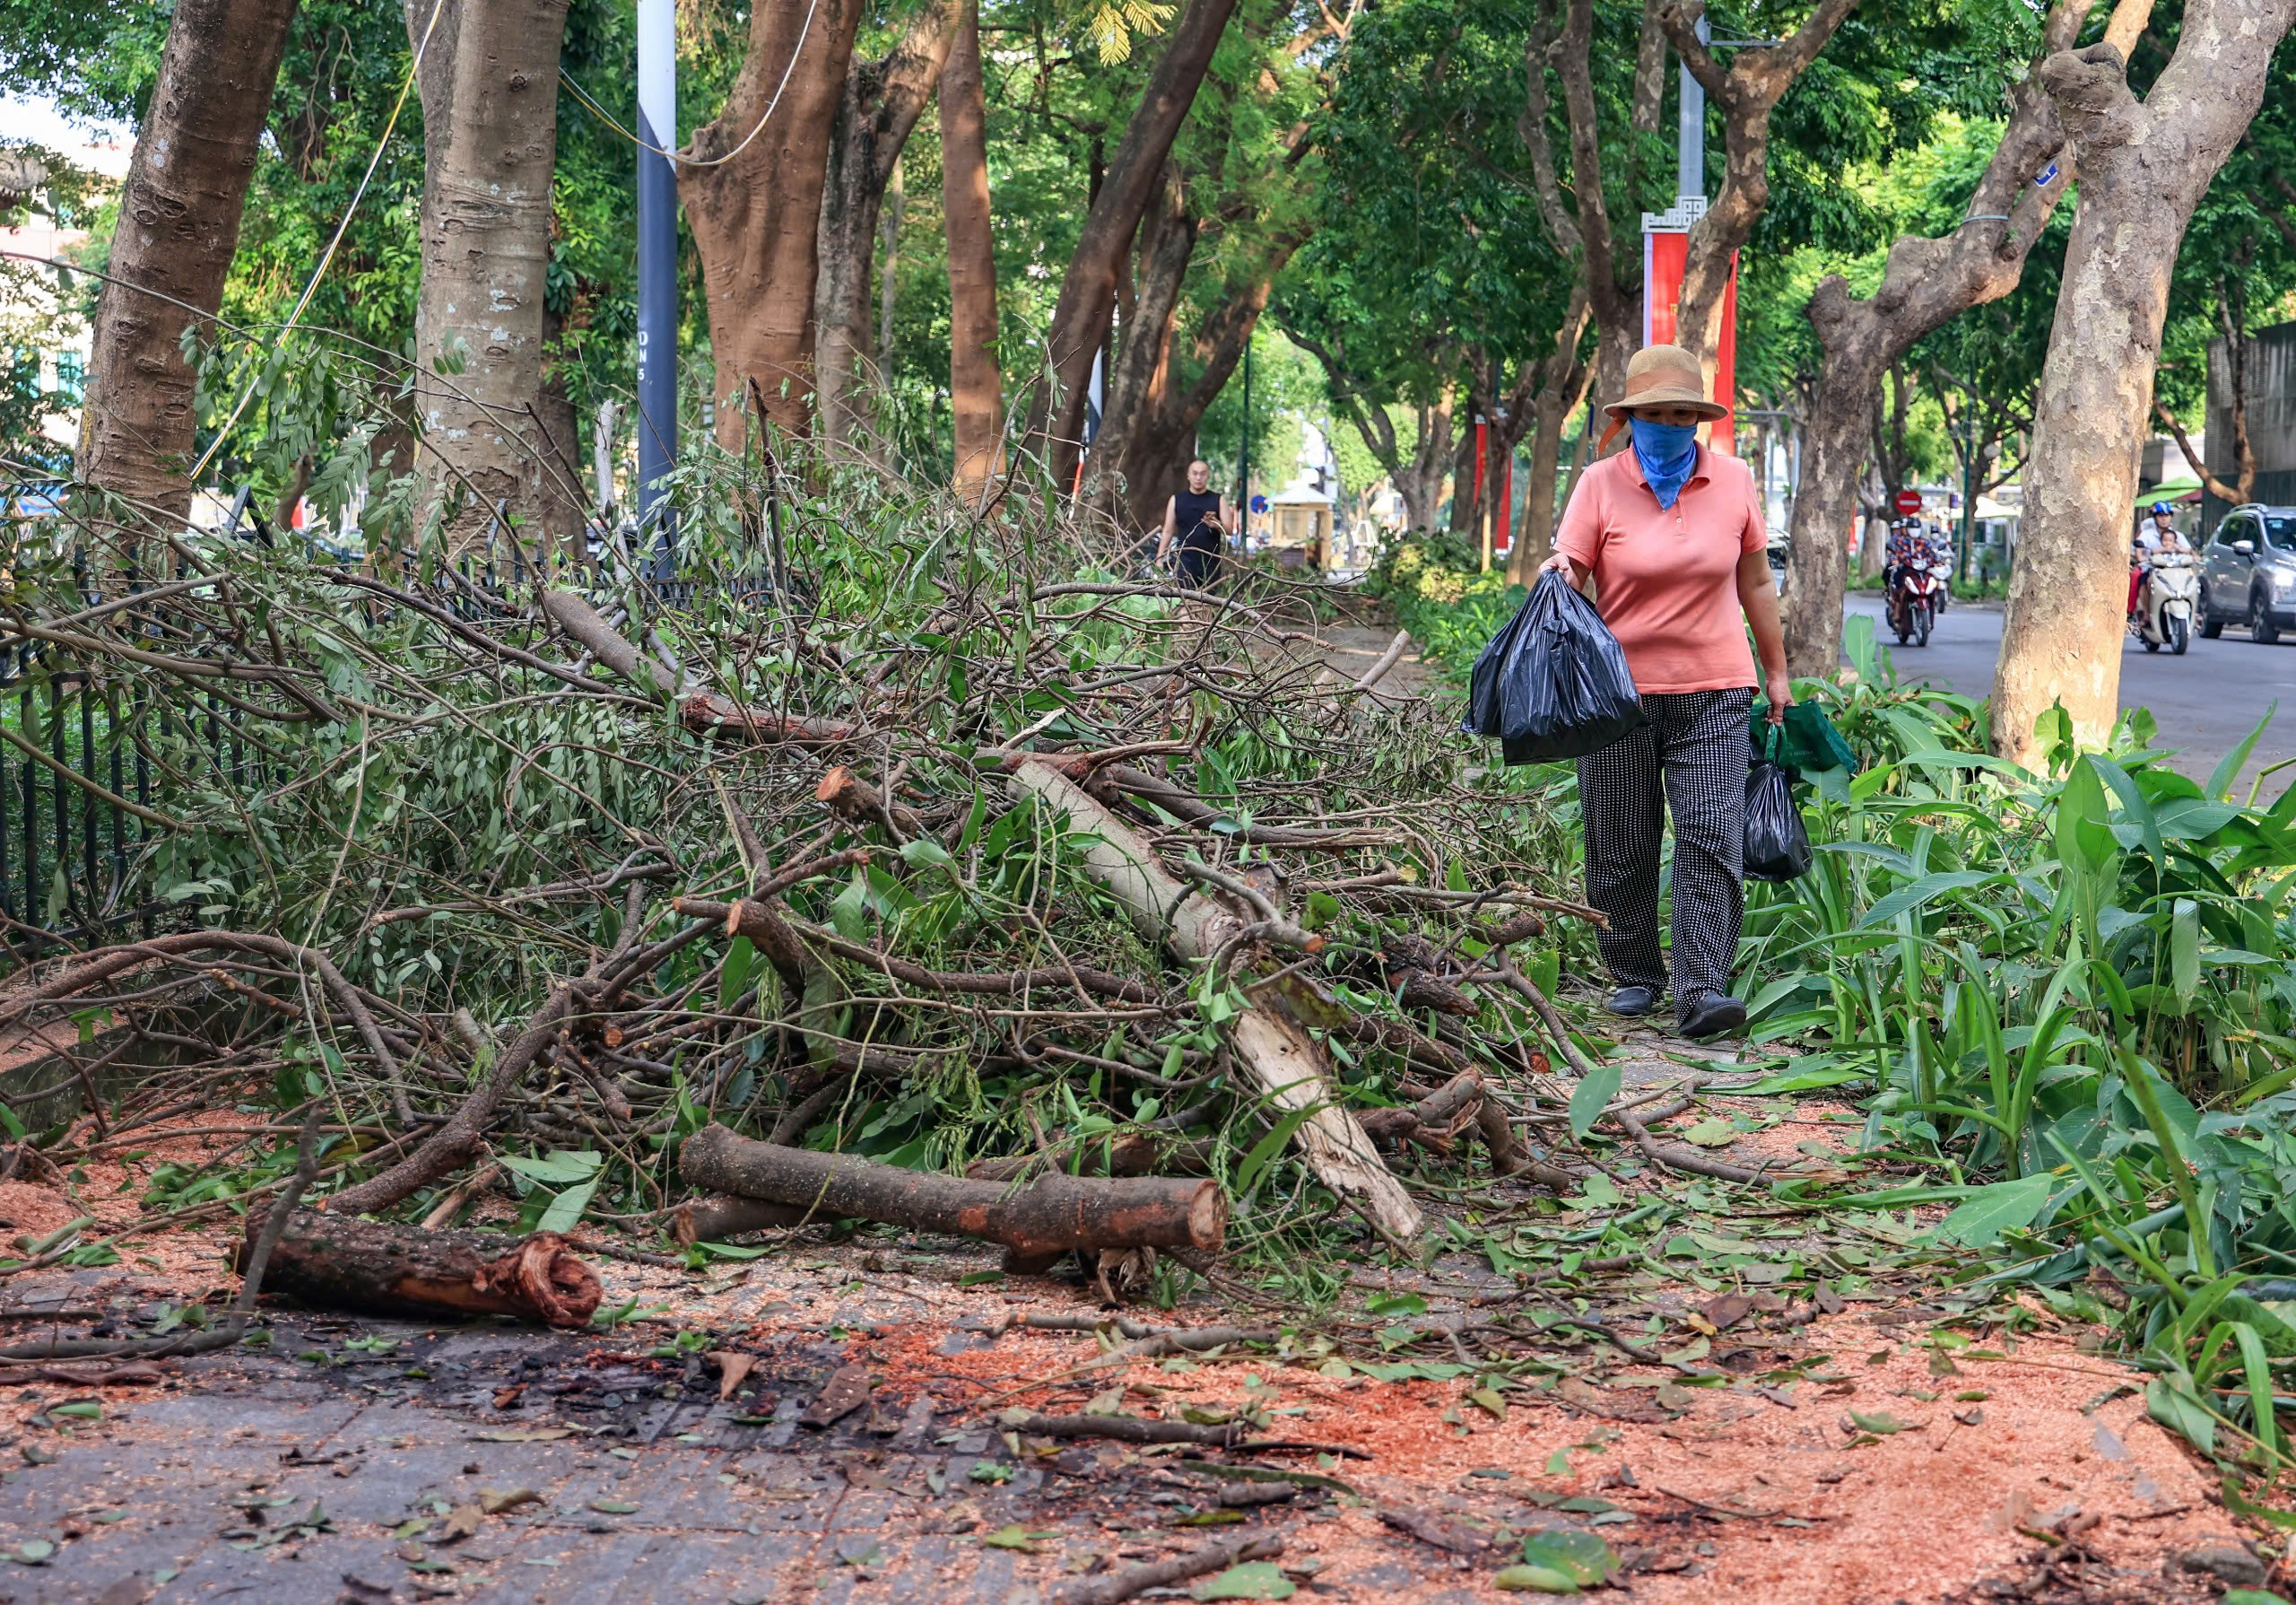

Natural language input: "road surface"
[1844,593,2296,799]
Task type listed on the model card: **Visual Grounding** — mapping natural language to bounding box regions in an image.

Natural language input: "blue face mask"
[1628,418,1700,511]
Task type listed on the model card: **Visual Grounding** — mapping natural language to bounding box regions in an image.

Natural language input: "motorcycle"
[1889,561,1949,647]
[2132,551,2197,656]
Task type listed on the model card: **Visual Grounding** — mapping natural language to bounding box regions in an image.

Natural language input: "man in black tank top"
[1157,459,1235,587]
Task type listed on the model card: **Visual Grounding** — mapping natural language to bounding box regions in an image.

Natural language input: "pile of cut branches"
[0,463,1777,1312]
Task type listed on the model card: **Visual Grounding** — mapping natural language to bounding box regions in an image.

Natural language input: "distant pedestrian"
[1158,460,1235,588]
[1539,344,1792,1040]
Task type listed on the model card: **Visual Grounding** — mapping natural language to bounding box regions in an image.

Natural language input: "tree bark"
[813,0,961,450]
[942,0,1004,503]
[1993,0,2296,768]
[1023,0,1239,494]
[404,0,571,559]
[239,1211,602,1328]
[534,301,587,566]
[75,0,300,521]
[1520,0,1640,449]
[683,0,866,447]
[1779,0,2087,679]
[678,1124,1229,1254]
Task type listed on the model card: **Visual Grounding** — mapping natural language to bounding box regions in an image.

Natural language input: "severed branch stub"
[236,1210,603,1329]
[679,1124,1227,1257]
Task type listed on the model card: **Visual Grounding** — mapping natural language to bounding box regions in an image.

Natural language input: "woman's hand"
[1762,673,1792,727]
[1539,549,1580,580]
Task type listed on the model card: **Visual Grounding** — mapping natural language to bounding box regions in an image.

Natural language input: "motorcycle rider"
[1884,519,1934,628]
[2130,502,2187,618]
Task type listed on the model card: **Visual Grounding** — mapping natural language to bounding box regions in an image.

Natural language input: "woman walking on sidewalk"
[1538,345,1791,1039]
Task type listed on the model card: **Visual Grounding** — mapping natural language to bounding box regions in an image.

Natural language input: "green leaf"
[718,937,755,1013]
[1518,1531,1620,1586]
[1366,1293,1427,1317]
[1933,1175,2053,1248]
[2206,702,2274,800]
[1857,871,1996,929]
[2170,898,2201,1007]
[535,1175,598,1234]
[2146,1374,2218,1454]
[1233,1103,1319,1200]
[981,1525,1056,1551]
[1738,1063,1867,1095]
[1847,1409,1914,1435]
[587,1499,639,1514]
[2090,754,2163,863]
[1192,1561,1295,1600]
[900,838,953,870]
[1568,1061,1621,1141]
[1492,1564,1580,1593]
[499,1150,603,1186]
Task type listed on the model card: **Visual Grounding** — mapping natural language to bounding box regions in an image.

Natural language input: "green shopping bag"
[1748,700,1857,779]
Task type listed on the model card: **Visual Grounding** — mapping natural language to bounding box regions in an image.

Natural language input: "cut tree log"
[679,1123,1227,1255]
[236,1210,602,1328]
[1005,757,1422,1240]
[672,1195,811,1244]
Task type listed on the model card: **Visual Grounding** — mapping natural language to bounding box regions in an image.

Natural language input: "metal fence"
[0,486,794,969]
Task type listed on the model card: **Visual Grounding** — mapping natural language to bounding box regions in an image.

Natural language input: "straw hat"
[1602,344,1727,423]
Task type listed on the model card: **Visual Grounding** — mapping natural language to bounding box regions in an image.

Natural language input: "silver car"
[2200,506,2296,644]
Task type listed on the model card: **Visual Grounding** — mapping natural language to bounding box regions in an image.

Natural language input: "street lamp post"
[636,0,676,578]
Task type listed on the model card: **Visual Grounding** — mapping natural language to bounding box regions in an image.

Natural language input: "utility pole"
[1677,15,1707,204]
[635,0,676,577]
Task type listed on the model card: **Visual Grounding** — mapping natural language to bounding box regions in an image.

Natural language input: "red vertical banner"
[1641,231,1737,457]
[1497,451,1513,554]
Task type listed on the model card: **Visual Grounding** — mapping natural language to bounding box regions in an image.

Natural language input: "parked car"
[2199,505,2296,643]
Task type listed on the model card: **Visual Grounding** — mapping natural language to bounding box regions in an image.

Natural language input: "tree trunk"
[1663,0,1860,365]
[1780,0,2088,679]
[1399,393,1457,531]
[1088,171,1198,519]
[683,0,866,447]
[1024,0,1239,494]
[678,1125,1229,1255]
[1521,0,1640,457]
[75,0,300,521]
[240,1210,602,1328]
[534,301,587,569]
[404,0,571,560]
[1448,396,1483,548]
[1993,0,2296,768]
[942,0,1004,503]
[813,0,960,451]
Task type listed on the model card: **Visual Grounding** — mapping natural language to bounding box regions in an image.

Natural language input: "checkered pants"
[1575,687,1752,1024]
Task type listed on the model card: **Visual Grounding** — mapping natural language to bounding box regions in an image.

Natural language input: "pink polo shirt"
[1553,446,1766,694]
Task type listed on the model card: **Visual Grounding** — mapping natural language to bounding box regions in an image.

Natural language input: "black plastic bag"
[1461,571,1645,764]
[1744,724,1813,882]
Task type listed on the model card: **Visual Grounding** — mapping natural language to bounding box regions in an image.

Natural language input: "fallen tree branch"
[234,1210,604,1328]
[1003,1412,1361,1456]
[1049,1530,1286,1605]
[1005,757,1421,1241]
[679,1124,1228,1256]
[674,896,1159,1003]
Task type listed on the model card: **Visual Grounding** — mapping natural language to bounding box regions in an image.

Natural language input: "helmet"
[2152,502,2172,516]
